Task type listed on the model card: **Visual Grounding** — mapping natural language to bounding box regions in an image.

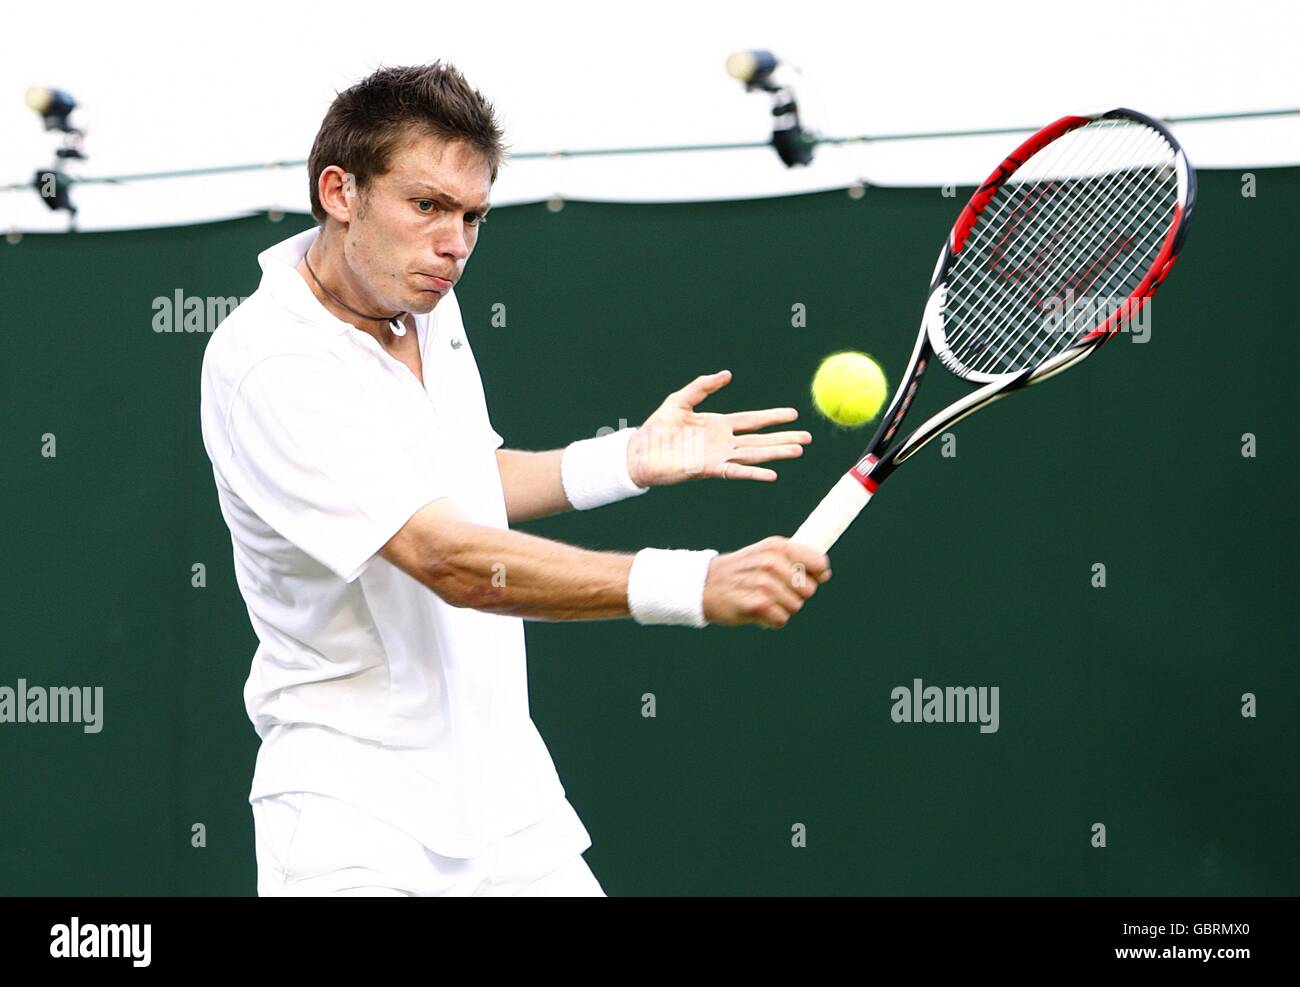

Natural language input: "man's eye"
[415,201,484,226]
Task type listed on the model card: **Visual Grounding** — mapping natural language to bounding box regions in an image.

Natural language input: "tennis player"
[198,62,831,897]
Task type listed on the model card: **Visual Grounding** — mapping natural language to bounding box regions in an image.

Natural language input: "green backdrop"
[1,168,1295,896]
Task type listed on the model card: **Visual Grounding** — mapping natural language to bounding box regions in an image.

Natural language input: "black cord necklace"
[304,250,407,336]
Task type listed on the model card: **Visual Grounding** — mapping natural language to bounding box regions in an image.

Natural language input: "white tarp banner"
[2,0,1296,233]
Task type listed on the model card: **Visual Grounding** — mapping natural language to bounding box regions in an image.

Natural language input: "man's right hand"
[702,536,832,629]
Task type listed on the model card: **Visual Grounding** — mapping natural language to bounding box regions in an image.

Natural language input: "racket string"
[941,118,1178,377]
[944,120,1177,375]
[951,118,1132,292]
[996,167,1174,372]
[941,121,1146,365]
[996,167,1175,372]
[943,121,1172,362]
[958,118,1129,255]
[991,126,1177,371]
[971,153,1176,374]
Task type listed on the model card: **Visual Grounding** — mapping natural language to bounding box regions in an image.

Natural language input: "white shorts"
[252,791,605,897]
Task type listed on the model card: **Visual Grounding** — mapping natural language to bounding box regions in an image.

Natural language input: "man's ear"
[318,167,358,224]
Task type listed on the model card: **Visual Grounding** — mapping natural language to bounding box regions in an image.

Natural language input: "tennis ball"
[811,351,888,427]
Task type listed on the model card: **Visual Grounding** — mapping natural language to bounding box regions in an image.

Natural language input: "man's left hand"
[626,370,812,488]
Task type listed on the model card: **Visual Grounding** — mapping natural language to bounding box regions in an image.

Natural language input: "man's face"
[342,132,492,316]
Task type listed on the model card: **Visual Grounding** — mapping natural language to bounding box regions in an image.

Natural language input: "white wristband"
[627,548,720,628]
[561,427,650,510]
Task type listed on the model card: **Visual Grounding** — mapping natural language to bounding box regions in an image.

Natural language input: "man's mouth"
[417,273,453,291]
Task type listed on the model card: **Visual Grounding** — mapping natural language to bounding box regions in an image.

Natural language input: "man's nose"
[436,220,471,261]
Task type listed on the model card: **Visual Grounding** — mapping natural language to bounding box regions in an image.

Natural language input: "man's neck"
[296,239,409,346]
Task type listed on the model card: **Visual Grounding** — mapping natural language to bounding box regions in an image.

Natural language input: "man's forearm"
[495,448,573,524]
[429,511,636,620]
[380,499,720,626]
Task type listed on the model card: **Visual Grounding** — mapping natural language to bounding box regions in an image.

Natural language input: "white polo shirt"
[199,226,574,859]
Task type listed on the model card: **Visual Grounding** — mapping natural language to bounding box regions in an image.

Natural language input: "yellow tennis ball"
[811,351,888,426]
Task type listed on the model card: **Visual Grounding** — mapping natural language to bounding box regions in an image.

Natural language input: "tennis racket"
[790,107,1196,553]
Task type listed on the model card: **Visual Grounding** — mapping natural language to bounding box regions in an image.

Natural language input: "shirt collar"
[257,226,342,332]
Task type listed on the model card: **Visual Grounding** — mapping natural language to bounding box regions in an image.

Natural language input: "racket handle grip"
[790,473,874,554]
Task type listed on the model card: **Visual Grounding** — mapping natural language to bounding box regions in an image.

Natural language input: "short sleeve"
[226,354,446,582]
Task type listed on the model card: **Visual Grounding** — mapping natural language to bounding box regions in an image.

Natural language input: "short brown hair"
[307,62,506,225]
